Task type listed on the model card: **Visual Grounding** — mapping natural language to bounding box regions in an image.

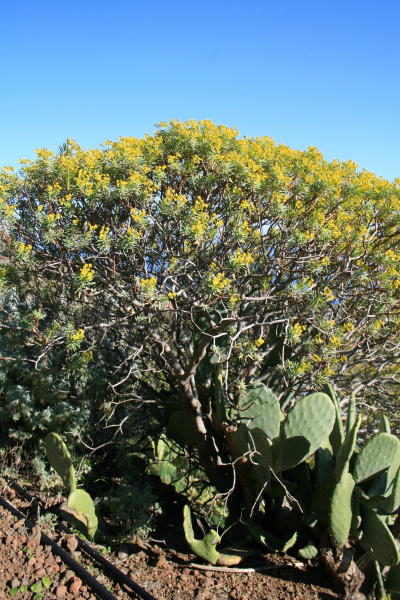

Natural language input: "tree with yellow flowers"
[1,120,400,495]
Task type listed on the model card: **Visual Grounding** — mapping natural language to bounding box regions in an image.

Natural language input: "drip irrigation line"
[5,480,159,600]
[0,494,118,600]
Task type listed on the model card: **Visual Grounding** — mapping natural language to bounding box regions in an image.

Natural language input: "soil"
[0,479,343,600]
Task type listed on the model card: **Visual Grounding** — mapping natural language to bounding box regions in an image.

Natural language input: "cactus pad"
[322,383,344,452]
[278,393,335,471]
[45,432,76,493]
[65,489,98,539]
[240,384,281,440]
[298,543,318,560]
[183,505,220,564]
[330,471,355,546]
[353,433,400,486]
[335,414,361,481]
[359,503,400,566]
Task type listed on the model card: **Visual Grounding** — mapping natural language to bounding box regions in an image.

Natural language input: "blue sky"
[1,0,399,180]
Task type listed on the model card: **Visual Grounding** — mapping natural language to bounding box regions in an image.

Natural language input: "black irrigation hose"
[3,481,159,600]
[0,494,118,600]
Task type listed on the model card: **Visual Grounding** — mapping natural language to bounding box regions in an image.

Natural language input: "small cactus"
[45,432,76,493]
[183,505,220,564]
[67,489,98,539]
[298,543,318,560]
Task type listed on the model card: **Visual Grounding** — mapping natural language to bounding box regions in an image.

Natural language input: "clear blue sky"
[1,0,399,180]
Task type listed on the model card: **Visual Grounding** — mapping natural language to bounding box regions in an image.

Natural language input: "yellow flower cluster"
[130,207,146,225]
[71,329,85,342]
[140,276,157,294]
[323,286,335,302]
[292,323,306,338]
[231,249,254,268]
[210,272,230,294]
[47,213,61,223]
[99,226,110,240]
[18,242,32,254]
[255,337,265,347]
[80,263,95,282]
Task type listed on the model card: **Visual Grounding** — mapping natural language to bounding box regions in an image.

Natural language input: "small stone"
[65,534,79,553]
[63,569,75,582]
[56,584,67,597]
[13,518,25,529]
[69,576,82,595]
[35,568,46,578]
[10,578,20,588]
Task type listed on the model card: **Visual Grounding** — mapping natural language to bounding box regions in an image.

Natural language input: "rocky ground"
[0,479,342,600]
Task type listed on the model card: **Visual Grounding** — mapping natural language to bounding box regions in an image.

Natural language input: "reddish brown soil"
[0,480,342,600]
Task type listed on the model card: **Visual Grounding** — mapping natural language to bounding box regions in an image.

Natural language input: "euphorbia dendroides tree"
[1,119,400,495]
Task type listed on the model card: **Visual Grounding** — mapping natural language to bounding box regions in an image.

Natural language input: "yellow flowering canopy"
[1,119,400,413]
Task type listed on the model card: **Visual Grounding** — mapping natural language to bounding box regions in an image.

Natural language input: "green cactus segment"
[149,435,177,485]
[245,520,297,552]
[322,383,344,452]
[240,384,281,441]
[384,468,400,513]
[385,564,400,593]
[379,413,391,434]
[278,393,335,471]
[298,543,318,560]
[359,503,400,566]
[330,471,355,546]
[67,489,98,539]
[45,432,76,493]
[249,427,275,469]
[353,433,400,486]
[369,468,400,514]
[183,505,220,564]
[335,414,361,481]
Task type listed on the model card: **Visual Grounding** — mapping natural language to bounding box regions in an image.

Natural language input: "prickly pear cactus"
[183,505,220,564]
[353,433,400,487]
[45,432,76,493]
[322,383,344,453]
[67,489,98,539]
[335,415,361,481]
[278,393,335,471]
[240,384,281,441]
[359,503,400,566]
[330,470,355,546]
